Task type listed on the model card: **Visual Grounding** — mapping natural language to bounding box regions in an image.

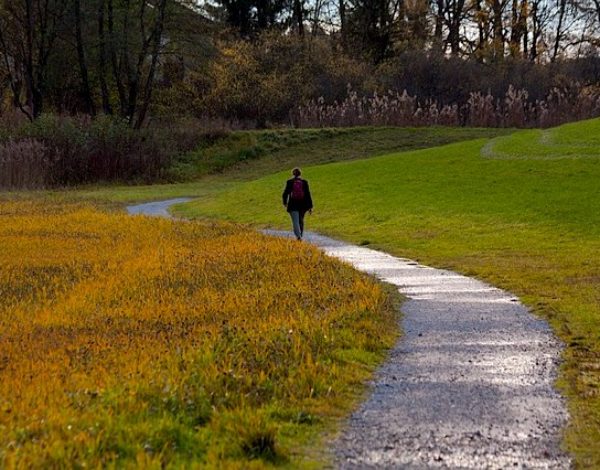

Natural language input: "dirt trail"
[128,200,571,469]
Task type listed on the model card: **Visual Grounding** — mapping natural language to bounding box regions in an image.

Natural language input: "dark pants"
[290,211,305,239]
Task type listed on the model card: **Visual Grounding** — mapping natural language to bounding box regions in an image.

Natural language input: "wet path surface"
[126,198,193,218]
[128,200,571,469]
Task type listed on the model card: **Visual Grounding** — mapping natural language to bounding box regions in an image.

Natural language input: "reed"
[294,85,600,129]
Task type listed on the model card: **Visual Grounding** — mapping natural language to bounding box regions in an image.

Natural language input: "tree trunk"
[24,0,40,117]
[294,0,304,36]
[552,0,567,62]
[108,0,128,116]
[97,0,113,114]
[433,0,445,51]
[510,0,519,55]
[491,0,505,61]
[447,0,467,56]
[530,2,538,61]
[135,0,169,129]
[473,0,487,61]
[74,0,96,115]
[126,1,149,124]
[521,0,529,57]
[339,0,346,49]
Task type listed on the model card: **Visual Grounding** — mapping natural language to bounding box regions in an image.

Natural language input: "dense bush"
[370,53,590,105]
[178,34,369,127]
[0,114,229,189]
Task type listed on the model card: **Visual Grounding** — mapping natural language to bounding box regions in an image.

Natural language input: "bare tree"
[135,0,169,127]
[444,0,471,55]
[528,0,549,61]
[0,0,69,119]
[552,0,568,60]
[93,0,172,126]
[509,0,528,57]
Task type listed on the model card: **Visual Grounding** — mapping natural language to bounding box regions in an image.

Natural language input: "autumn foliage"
[0,199,396,467]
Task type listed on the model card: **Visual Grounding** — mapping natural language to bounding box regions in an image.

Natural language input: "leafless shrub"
[0,109,29,135]
[0,139,49,189]
[0,114,229,189]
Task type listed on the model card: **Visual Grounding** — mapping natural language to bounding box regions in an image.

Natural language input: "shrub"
[190,33,370,127]
[0,114,228,189]
[0,109,29,141]
[0,138,48,189]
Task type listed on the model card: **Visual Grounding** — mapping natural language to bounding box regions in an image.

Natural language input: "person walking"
[282,168,313,240]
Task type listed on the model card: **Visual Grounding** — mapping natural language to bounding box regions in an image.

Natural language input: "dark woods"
[0,0,169,127]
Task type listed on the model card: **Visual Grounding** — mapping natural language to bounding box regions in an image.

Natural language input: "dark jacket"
[282,177,313,213]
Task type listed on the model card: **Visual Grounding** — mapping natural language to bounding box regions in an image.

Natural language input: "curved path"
[128,199,570,469]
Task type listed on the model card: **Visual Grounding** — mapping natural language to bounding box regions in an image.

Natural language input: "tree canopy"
[1,0,599,125]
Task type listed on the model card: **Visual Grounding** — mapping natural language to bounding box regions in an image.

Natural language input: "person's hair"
[292,167,301,177]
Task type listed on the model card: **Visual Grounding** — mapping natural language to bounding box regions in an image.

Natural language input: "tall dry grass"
[294,84,600,128]
[0,139,49,189]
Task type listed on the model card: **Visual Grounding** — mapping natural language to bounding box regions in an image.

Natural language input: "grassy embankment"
[77,126,509,203]
[175,119,600,467]
[0,198,397,468]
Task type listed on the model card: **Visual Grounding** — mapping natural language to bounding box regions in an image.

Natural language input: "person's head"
[292,168,301,177]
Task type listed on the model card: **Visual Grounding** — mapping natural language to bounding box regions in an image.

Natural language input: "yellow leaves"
[0,199,395,467]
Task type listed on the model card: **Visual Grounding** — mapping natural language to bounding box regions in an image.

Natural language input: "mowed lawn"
[74,126,507,204]
[178,119,600,467]
[0,199,397,468]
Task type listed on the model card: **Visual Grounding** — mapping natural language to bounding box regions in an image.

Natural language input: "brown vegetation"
[1,1,600,188]
[0,198,396,467]
[294,84,600,128]
[1,1,600,130]
[0,115,227,190]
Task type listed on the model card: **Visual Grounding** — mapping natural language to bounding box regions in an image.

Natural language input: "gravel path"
[126,198,193,218]
[128,199,571,469]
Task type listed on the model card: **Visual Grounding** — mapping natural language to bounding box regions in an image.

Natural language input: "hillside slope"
[178,118,600,467]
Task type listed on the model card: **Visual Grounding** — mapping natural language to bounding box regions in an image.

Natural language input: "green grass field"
[75,126,508,203]
[173,120,600,467]
[50,122,599,466]
[10,126,508,468]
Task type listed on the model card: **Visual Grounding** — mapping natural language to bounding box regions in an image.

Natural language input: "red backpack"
[290,178,305,200]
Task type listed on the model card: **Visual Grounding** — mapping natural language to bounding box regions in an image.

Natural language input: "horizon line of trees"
[1,0,600,128]
[212,0,600,64]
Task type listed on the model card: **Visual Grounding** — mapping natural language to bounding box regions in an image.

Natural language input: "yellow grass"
[0,199,397,468]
